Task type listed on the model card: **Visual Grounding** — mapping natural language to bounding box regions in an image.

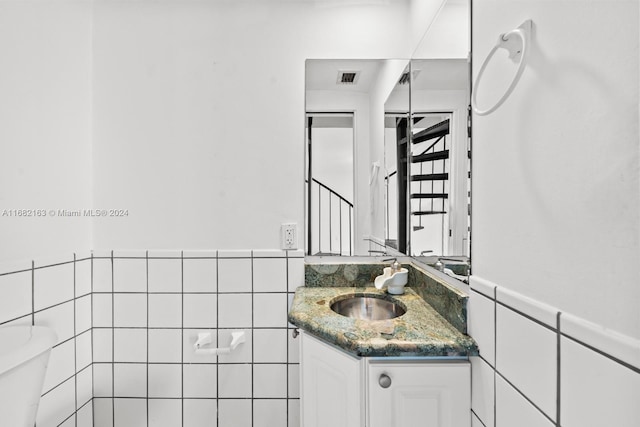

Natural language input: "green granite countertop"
[288,286,478,358]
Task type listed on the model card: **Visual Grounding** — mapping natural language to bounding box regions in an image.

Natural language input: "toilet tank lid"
[0,326,57,375]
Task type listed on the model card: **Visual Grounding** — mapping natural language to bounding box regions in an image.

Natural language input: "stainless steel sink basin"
[330,295,406,321]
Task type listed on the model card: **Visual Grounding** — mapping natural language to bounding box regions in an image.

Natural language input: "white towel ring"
[472,20,532,116]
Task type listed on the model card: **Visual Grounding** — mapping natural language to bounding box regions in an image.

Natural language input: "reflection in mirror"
[409,0,471,280]
[384,65,411,254]
[305,59,409,257]
[305,113,354,256]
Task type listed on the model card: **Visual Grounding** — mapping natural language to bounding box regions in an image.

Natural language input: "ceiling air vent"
[398,72,410,85]
[337,70,360,85]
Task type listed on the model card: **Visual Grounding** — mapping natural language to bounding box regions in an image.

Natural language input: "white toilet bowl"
[0,325,57,427]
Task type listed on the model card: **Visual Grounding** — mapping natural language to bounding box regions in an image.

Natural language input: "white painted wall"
[92,0,413,252]
[0,0,93,263]
[472,0,639,339]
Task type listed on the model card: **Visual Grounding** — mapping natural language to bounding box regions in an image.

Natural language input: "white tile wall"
[469,274,640,427]
[0,256,94,427]
[0,249,303,427]
[496,304,557,420]
[560,336,640,426]
[495,375,554,427]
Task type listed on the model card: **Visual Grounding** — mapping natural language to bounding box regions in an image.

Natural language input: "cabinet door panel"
[368,362,470,427]
[300,333,364,427]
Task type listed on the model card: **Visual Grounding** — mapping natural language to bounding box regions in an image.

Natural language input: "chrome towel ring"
[472,20,533,116]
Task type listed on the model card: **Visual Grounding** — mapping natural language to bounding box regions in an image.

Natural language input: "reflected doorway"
[305,113,355,256]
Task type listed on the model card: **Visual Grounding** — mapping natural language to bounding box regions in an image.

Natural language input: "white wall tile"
[469,289,495,366]
[217,329,252,363]
[149,399,182,427]
[93,363,113,397]
[184,293,217,328]
[254,328,287,362]
[183,364,217,398]
[183,250,217,258]
[469,275,495,299]
[75,294,92,333]
[496,375,554,427]
[92,257,113,292]
[288,364,300,398]
[148,364,182,398]
[561,311,640,370]
[253,364,287,398]
[114,398,147,426]
[496,287,558,328]
[114,328,147,362]
[253,258,287,292]
[113,293,147,327]
[148,293,181,327]
[149,328,182,363]
[43,339,76,393]
[36,378,75,427]
[184,257,217,292]
[76,402,93,427]
[183,328,218,363]
[59,414,75,427]
[114,363,147,397]
[76,329,92,369]
[218,294,252,328]
[75,257,92,296]
[218,364,252,398]
[253,250,287,258]
[218,257,252,292]
[496,304,557,420]
[92,293,112,327]
[288,399,301,427]
[93,398,114,427]
[287,257,305,292]
[253,399,287,427]
[148,258,181,292]
[93,328,113,362]
[471,356,494,427]
[561,336,640,427]
[218,399,252,427]
[0,271,31,324]
[218,250,252,258]
[34,262,74,310]
[472,412,485,427]
[34,300,75,344]
[184,399,217,427]
[113,258,147,292]
[76,366,93,408]
[254,293,288,327]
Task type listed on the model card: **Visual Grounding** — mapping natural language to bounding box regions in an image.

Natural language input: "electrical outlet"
[281,223,298,250]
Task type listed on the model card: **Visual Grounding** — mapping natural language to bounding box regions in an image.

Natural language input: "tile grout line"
[286,252,290,427]
[91,254,95,427]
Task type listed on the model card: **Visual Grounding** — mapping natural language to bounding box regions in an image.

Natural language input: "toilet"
[0,325,57,427]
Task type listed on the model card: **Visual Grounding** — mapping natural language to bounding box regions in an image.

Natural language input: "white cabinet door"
[300,332,365,427]
[368,361,470,427]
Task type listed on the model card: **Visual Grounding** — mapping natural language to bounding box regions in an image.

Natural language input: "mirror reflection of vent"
[398,70,421,85]
[337,71,360,85]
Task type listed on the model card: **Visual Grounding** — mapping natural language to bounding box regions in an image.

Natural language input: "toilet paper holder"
[194,331,246,355]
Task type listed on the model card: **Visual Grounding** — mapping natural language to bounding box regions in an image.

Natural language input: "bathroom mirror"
[304,0,471,281]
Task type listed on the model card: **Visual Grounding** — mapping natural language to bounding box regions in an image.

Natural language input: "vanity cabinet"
[367,361,470,427]
[300,332,471,427]
[300,332,365,427]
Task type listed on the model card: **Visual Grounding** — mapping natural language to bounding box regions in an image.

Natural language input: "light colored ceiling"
[411,58,468,90]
